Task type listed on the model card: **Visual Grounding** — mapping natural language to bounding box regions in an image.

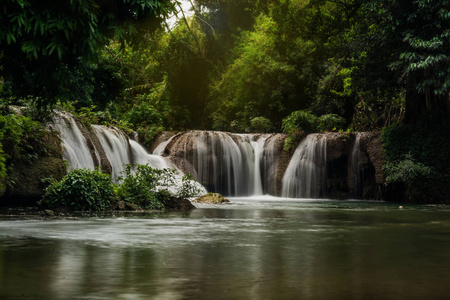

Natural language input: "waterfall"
[281,134,327,198]
[153,134,176,156]
[250,136,267,195]
[52,112,97,171]
[351,133,362,198]
[53,115,378,200]
[54,114,175,179]
[155,131,273,197]
[93,125,133,178]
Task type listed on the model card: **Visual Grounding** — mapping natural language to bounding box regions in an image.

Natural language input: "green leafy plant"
[282,110,317,151]
[282,110,318,134]
[42,169,115,211]
[177,173,204,199]
[250,117,273,133]
[115,164,175,210]
[381,124,450,202]
[317,114,346,132]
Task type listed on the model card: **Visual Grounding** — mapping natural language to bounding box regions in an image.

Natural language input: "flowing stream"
[1,198,449,299]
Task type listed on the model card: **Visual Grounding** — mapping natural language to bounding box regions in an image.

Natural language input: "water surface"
[1,197,449,299]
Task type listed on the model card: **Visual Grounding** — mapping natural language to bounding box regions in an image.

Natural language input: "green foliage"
[384,154,433,186]
[365,0,450,96]
[116,164,173,210]
[177,173,204,199]
[116,164,203,210]
[42,169,115,211]
[250,117,273,133]
[0,0,174,106]
[282,110,318,134]
[211,14,302,131]
[0,108,45,162]
[42,164,203,211]
[317,114,346,132]
[282,110,317,151]
[0,106,47,191]
[382,124,450,202]
[122,90,169,146]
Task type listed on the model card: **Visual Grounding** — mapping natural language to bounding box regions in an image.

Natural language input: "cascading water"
[250,136,268,195]
[281,134,327,198]
[155,131,273,197]
[93,125,133,178]
[54,114,175,179]
[351,133,362,198]
[52,112,97,171]
[54,113,377,200]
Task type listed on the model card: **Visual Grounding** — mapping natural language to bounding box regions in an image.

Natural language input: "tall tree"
[365,0,450,125]
[0,0,174,106]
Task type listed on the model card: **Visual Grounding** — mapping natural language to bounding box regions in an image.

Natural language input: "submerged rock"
[160,196,196,211]
[193,193,230,204]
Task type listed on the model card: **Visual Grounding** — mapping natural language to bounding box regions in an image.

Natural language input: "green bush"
[42,169,115,211]
[177,173,205,199]
[282,110,318,134]
[0,107,46,190]
[250,117,273,133]
[317,114,346,132]
[42,164,204,211]
[282,110,317,151]
[115,164,174,210]
[116,164,204,209]
[381,124,450,202]
[384,153,433,185]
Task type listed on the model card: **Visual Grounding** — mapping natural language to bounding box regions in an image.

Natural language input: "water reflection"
[0,199,450,299]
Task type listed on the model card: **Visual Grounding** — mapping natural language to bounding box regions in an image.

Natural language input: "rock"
[364,132,385,184]
[2,131,66,206]
[43,209,54,216]
[149,131,178,153]
[325,132,352,161]
[193,193,230,204]
[163,197,196,211]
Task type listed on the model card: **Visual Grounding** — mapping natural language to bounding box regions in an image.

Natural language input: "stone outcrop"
[77,122,113,176]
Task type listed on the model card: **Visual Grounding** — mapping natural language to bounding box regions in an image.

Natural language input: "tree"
[364,0,450,125]
[0,0,174,106]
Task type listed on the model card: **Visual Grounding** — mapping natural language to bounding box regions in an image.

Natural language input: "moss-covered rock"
[193,193,230,204]
[2,131,66,205]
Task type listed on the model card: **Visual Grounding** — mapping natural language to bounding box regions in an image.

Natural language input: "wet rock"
[361,132,385,184]
[149,131,178,153]
[161,196,196,211]
[325,132,352,161]
[193,193,230,204]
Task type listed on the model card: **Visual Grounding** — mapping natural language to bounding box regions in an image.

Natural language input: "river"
[0,197,449,299]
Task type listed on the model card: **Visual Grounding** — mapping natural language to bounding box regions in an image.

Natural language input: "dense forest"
[1,0,449,203]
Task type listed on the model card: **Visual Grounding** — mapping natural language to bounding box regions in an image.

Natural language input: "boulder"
[1,131,66,205]
[193,193,230,204]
